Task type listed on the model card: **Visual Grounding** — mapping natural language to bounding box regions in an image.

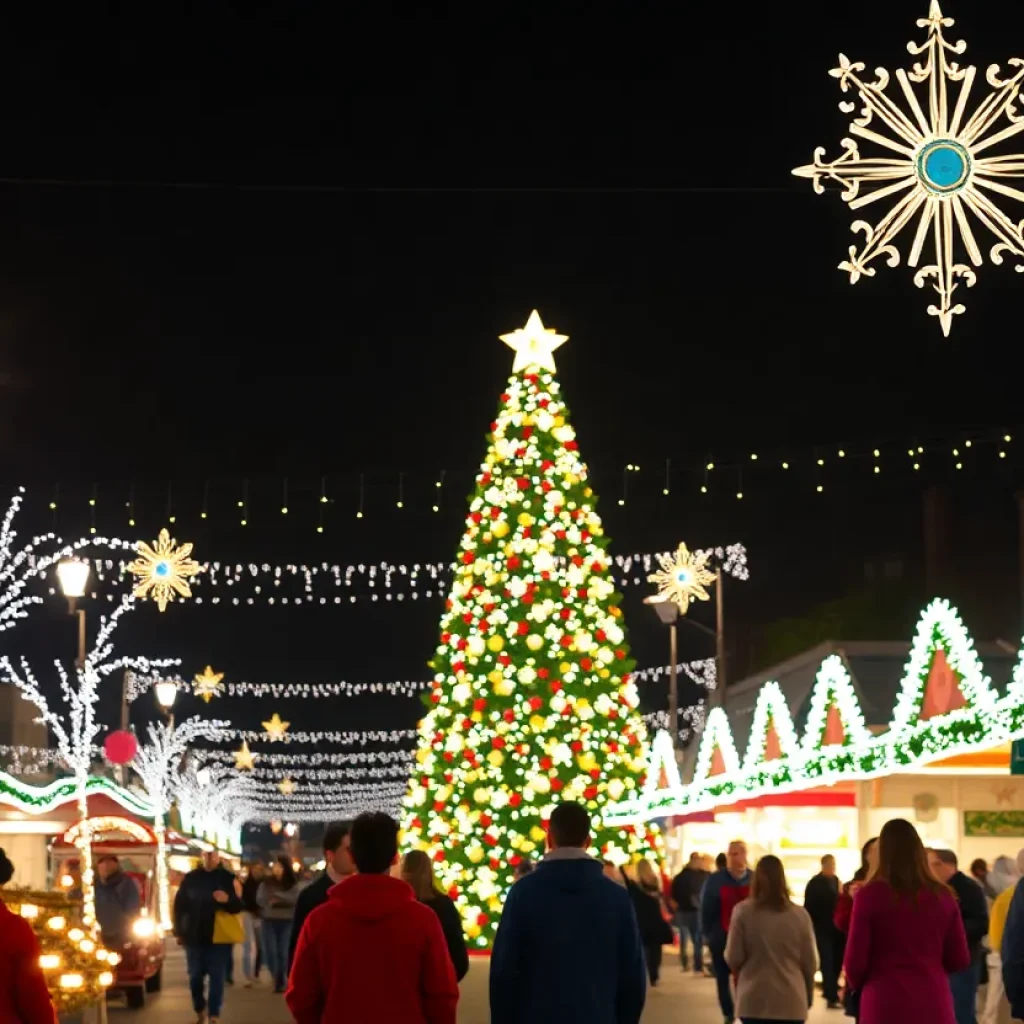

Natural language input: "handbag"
[212,909,245,945]
[843,988,860,1018]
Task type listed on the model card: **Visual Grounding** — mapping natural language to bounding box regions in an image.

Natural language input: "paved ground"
[108,948,844,1023]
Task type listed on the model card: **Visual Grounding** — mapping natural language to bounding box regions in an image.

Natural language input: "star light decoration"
[278,777,296,796]
[192,666,224,704]
[500,309,568,373]
[262,713,289,742]
[793,1,1024,335]
[647,543,717,612]
[126,529,202,612]
[233,741,257,771]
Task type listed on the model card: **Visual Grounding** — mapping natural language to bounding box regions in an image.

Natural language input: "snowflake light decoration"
[794,1,1024,335]
[126,529,201,612]
[193,665,224,704]
[647,543,717,612]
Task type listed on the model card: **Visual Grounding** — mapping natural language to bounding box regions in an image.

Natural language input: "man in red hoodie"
[286,811,458,1024]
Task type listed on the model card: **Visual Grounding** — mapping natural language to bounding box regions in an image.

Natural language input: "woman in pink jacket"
[843,818,970,1024]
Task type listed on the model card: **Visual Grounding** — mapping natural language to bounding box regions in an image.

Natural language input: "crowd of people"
[14,806,1024,1022]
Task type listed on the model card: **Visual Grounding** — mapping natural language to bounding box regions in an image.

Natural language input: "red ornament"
[477,912,490,926]
[509,792,523,808]
[104,730,138,765]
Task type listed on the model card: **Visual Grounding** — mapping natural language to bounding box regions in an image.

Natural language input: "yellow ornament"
[471,712,483,724]
[487,635,505,653]
[467,847,485,865]
[467,924,482,939]
[529,715,547,732]
[487,749,505,767]
[526,634,544,652]
[487,669,504,686]
[493,679,516,697]
[492,521,509,539]
[517,512,534,527]
[530,826,546,843]
[560,662,572,675]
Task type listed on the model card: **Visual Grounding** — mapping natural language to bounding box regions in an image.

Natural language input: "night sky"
[2,1,1023,813]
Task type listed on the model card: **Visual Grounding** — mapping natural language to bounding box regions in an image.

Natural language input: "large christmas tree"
[402,311,660,948]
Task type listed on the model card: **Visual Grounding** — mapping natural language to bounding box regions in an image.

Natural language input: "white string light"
[226,728,417,746]
[241,763,409,781]
[197,748,414,766]
[60,544,749,606]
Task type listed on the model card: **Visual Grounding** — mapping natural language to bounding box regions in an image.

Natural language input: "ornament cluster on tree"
[401,312,661,947]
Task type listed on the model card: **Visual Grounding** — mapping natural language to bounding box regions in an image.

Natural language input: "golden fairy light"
[233,741,257,771]
[261,713,290,742]
[794,1,1024,335]
[193,665,224,703]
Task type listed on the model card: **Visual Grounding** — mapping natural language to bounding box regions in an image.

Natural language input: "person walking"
[94,854,141,951]
[286,811,458,1023]
[672,851,710,974]
[240,863,264,987]
[0,848,57,1024]
[843,818,970,1024]
[702,840,752,1024]
[974,860,997,901]
[173,849,244,1024]
[804,853,842,1010]
[725,854,817,1024]
[983,853,1022,1024]
[401,850,470,981]
[288,823,353,968]
[626,859,674,987]
[928,848,990,1024]
[257,855,300,994]
[490,800,646,1024]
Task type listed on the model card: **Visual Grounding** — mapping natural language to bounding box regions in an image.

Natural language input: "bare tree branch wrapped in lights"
[133,717,230,928]
[0,594,178,930]
[0,487,134,634]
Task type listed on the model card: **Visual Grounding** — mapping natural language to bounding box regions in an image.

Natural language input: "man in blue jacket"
[701,841,751,1024]
[490,800,646,1024]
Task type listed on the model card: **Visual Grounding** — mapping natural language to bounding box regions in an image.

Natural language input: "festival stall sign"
[607,598,1024,825]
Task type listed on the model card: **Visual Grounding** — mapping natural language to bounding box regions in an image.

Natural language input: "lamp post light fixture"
[56,559,91,669]
[644,594,680,745]
[154,680,178,729]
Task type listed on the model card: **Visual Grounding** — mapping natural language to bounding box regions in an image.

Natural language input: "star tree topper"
[793,1,1024,335]
[193,666,224,704]
[126,529,202,612]
[500,310,568,372]
[648,543,717,612]
[262,713,289,741]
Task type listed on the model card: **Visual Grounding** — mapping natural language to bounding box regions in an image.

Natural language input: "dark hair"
[323,823,350,855]
[0,848,12,886]
[715,853,727,871]
[275,855,297,889]
[98,854,119,866]
[751,855,791,911]
[874,819,950,902]
[549,801,590,848]
[514,859,534,879]
[350,812,399,874]
[401,849,440,900]
[970,857,987,876]
[853,837,878,882]
[927,848,956,869]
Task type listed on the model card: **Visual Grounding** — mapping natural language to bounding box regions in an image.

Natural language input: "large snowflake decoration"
[126,529,201,612]
[647,542,717,612]
[793,1,1024,335]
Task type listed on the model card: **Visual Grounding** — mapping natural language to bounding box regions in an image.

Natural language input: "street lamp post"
[154,679,178,730]
[56,559,90,669]
[644,596,680,742]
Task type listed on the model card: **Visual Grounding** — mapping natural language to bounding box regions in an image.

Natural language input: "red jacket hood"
[327,873,416,922]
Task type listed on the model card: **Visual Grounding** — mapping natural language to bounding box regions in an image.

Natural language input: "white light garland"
[801,654,870,752]
[242,764,409,781]
[63,543,749,606]
[690,706,741,788]
[197,748,414,766]
[741,680,801,772]
[226,728,417,746]
[889,597,997,737]
[0,594,178,930]
[133,717,230,927]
